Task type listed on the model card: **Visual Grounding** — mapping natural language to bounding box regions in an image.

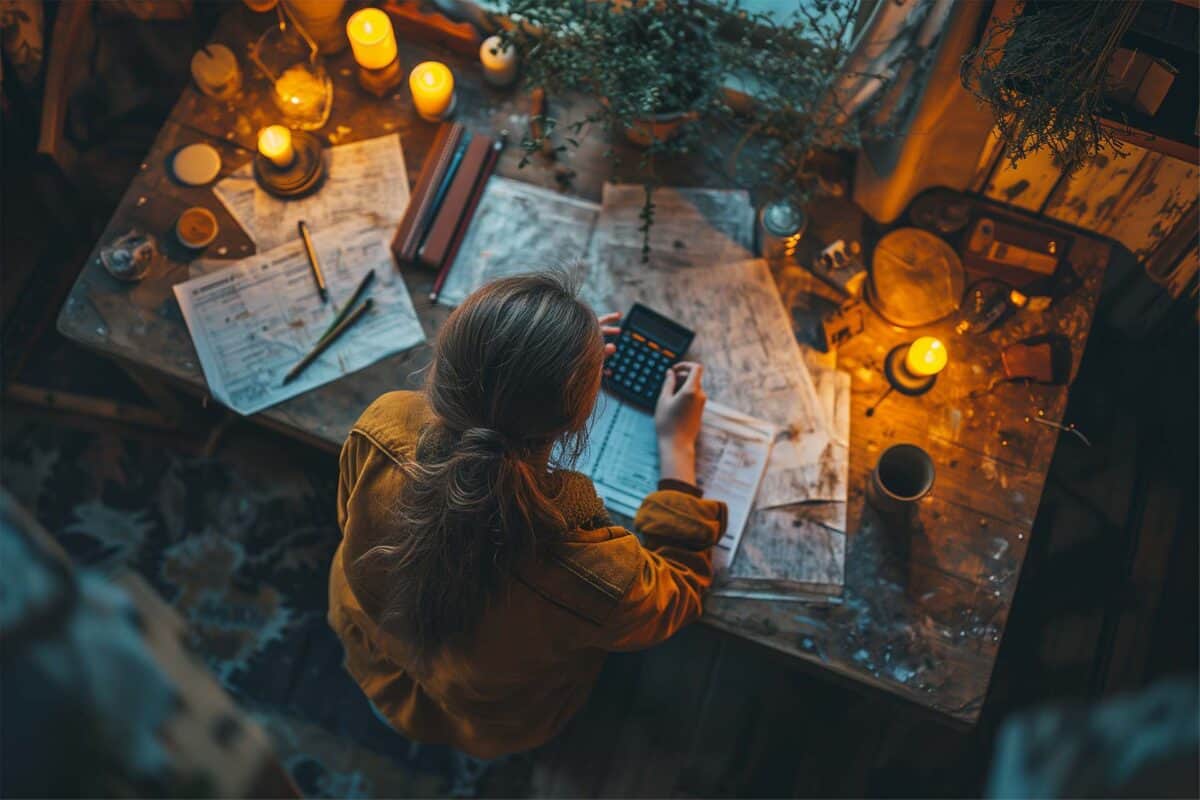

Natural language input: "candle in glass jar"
[409,61,455,121]
[258,125,295,168]
[905,337,948,377]
[479,35,517,86]
[346,8,397,70]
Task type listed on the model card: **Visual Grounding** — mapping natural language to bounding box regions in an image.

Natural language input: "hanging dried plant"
[961,0,1141,172]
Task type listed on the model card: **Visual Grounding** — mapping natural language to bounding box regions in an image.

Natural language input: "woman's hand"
[654,362,705,485]
[598,311,621,357]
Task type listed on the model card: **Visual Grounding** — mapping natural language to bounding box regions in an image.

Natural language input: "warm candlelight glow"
[346,8,397,71]
[258,125,295,168]
[409,61,455,121]
[905,337,948,377]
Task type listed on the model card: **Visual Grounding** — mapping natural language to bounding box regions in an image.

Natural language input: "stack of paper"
[180,135,425,415]
[435,179,851,599]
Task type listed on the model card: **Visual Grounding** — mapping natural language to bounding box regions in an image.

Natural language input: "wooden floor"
[3,13,1196,796]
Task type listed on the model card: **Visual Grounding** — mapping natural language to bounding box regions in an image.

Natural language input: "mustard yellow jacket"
[327,391,727,758]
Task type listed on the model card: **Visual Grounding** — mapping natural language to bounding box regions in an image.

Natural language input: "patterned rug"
[0,413,523,797]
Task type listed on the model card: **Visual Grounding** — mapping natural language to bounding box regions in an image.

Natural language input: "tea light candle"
[346,8,397,70]
[479,35,517,87]
[409,61,455,121]
[258,125,295,168]
[905,336,948,377]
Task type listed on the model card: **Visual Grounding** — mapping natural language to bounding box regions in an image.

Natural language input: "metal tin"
[758,199,807,262]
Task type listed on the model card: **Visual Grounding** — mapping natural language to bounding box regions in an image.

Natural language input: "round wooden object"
[172,143,222,186]
[253,130,326,199]
[868,228,964,328]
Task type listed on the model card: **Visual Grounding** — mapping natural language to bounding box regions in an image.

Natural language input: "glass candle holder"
[250,4,333,130]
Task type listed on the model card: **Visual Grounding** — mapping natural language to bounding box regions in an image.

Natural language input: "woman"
[328,273,726,759]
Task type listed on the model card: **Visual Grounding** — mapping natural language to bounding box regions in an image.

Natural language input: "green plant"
[499,0,876,254]
[961,0,1141,171]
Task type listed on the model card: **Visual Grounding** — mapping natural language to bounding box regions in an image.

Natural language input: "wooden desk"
[57,6,1109,726]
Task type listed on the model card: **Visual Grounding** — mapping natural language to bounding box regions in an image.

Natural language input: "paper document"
[586,257,832,507]
[582,184,757,309]
[436,177,601,307]
[174,219,426,416]
[213,134,410,251]
[574,395,775,572]
[715,365,852,601]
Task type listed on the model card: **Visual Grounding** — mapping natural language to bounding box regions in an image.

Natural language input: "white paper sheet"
[585,257,834,507]
[436,177,601,307]
[574,395,775,572]
[174,219,426,416]
[213,134,410,252]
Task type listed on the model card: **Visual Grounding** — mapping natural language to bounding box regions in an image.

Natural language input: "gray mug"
[868,444,934,513]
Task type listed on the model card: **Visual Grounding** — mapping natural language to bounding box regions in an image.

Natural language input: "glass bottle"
[249,3,333,130]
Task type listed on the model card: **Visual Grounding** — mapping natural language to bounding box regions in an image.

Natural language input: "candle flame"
[423,71,437,87]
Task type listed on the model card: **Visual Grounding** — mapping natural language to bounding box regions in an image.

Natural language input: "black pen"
[315,269,375,346]
[297,220,328,302]
[282,298,373,385]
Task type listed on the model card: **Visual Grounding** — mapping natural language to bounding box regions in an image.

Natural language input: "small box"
[1133,58,1177,116]
[1106,48,1151,105]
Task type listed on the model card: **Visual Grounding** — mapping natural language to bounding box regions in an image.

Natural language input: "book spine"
[430,139,503,301]
[417,134,494,270]
[391,122,463,265]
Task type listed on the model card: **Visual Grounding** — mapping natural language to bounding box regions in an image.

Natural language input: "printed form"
[576,395,775,571]
[174,219,425,416]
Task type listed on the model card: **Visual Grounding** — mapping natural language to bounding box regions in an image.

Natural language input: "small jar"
[190,44,242,100]
[758,199,808,262]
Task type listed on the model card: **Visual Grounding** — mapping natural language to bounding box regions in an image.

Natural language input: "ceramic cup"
[868,444,934,513]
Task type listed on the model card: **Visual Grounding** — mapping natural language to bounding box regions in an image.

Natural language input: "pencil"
[282,297,373,385]
[297,220,328,302]
[315,269,375,346]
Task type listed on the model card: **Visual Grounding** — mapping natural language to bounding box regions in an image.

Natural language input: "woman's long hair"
[357,273,605,666]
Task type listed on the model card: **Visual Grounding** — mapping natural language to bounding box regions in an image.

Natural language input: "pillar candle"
[346,8,397,70]
[409,61,455,121]
[479,35,518,87]
[905,336,948,377]
[258,125,295,168]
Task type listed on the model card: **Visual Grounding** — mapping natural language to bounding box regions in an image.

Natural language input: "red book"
[430,139,502,302]
[417,134,494,270]
[391,122,463,265]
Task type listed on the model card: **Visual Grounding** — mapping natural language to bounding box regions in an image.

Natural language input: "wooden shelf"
[1102,4,1199,163]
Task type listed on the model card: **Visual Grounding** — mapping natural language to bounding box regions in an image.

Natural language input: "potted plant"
[502,0,722,149]
[499,0,878,253]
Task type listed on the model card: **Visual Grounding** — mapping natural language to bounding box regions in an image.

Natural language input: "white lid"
[172,143,222,186]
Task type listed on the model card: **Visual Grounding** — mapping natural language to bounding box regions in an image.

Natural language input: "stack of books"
[391,122,503,300]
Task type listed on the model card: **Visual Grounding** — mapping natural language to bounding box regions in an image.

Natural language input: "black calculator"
[603,303,695,410]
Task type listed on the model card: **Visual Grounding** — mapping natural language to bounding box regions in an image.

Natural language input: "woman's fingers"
[676,362,703,393]
[598,311,621,337]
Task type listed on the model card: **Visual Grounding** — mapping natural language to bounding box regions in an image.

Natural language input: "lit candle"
[258,125,295,168]
[409,61,455,121]
[346,8,397,71]
[905,336,948,377]
[479,35,518,87]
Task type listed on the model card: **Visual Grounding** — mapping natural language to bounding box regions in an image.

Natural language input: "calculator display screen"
[626,306,691,354]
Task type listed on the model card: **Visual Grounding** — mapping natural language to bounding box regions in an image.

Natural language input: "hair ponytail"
[356,274,604,667]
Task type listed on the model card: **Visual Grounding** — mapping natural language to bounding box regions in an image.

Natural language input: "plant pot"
[620,109,700,147]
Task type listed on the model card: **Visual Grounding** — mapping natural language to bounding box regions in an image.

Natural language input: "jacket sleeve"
[596,489,727,652]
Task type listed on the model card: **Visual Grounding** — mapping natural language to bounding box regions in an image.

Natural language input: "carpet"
[0,412,522,797]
